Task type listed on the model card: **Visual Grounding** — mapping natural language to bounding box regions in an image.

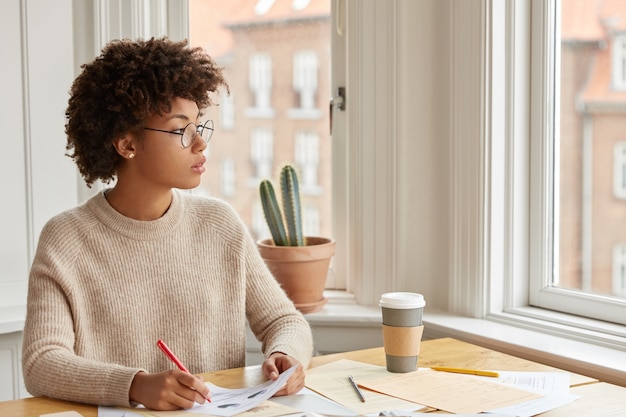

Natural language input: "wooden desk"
[0,337,621,417]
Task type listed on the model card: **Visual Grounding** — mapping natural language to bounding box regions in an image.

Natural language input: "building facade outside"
[189,0,332,246]
[560,0,626,298]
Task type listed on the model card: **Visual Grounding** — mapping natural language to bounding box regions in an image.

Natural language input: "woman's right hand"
[129,370,211,410]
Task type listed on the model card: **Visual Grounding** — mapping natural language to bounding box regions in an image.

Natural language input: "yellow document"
[360,369,543,414]
[305,359,430,415]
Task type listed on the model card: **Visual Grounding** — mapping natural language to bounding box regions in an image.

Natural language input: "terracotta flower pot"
[257,236,335,313]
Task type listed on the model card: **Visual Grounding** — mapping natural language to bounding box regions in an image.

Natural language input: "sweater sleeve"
[22,218,142,407]
[240,228,314,368]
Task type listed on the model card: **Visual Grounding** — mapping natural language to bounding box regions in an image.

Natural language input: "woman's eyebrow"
[167,113,191,122]
[167,110,202,122]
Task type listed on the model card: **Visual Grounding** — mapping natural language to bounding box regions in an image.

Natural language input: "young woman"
[22,37,313,411]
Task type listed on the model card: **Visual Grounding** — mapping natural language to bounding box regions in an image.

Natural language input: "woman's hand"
[129,370,211,410]
[262,352,305,396]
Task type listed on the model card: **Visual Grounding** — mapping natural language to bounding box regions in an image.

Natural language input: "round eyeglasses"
[144,120,214,148]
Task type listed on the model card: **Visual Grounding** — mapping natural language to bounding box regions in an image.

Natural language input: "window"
[220,91,235,130]
[451,0,626,337]
[250,128,273,180]
[612,35,626,91]
[293,50,318,109]
[248,53,274,117]
[544,0,626,323]
[612,244,626,297]
[614,142,626,199]
[294,131,320,192]
[289,50,322,119]
[302,204,320,237]
[220,158,236,198]
[252,201,270,242]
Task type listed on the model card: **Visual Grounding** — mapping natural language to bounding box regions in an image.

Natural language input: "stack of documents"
[305,359,580,417]
[98,360,580,417]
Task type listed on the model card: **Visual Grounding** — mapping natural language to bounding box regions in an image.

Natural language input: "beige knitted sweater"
[22,190,313,407]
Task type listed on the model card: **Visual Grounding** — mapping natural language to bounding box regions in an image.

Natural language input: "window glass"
[557,0,626,302]
[188,0,333,257]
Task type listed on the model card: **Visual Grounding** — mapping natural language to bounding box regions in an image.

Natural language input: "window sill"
[244,107,275,118]
[423,307,626,387]
[304,291,381,326]
[304,292,626,387]
[0,305,26,335]
[287,108,322,119]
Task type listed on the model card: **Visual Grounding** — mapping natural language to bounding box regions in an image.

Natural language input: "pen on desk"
[348,374,366,402]
[156,339,211,402]
[430,366,499,378]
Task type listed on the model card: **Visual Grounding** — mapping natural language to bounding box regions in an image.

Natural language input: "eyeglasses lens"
[200,120,214,143]
[182,121,213,147]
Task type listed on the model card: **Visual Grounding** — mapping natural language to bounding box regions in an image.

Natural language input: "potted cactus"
[257,164,335,313]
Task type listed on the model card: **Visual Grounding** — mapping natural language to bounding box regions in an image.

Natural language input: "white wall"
[0,0,77,313]
[0,0,77,400]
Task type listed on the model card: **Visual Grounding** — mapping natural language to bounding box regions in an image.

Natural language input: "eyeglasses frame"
[144,119,214,148]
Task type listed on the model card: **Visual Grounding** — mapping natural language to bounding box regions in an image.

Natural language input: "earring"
[129,153,135,159]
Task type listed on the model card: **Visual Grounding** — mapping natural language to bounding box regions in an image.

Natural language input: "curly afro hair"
[65,37,228,186]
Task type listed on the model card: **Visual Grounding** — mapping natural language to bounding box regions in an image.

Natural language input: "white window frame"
[525,1,626,326]
[445,0,626,338]
[437,0,626,382]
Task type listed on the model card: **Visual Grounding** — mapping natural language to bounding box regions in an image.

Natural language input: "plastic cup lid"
[379,292,426,309]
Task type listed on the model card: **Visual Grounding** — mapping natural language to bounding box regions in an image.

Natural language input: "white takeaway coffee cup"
[379,292,426,372]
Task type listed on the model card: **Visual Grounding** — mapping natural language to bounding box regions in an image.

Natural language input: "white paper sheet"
[485,371,580,417]
[98,365,297,417]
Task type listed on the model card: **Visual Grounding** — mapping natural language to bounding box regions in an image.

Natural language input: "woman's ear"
[112,135,137,160]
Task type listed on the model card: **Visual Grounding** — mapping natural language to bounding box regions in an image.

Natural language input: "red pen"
[156,339,211,402]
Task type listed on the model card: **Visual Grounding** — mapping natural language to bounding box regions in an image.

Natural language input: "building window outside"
[293,50,318,110]
[303,204,320,237]
[292,0,311,12]
[221,158,236,198]
[295,131,319,191]
[289,50,322,119]
[251,128,273,180]
[220,91,235,130]
[614,142,626,199]
[612,35,626,91]
[252,201,270,242]
[612,244,626,297]
[249,53,273,110]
